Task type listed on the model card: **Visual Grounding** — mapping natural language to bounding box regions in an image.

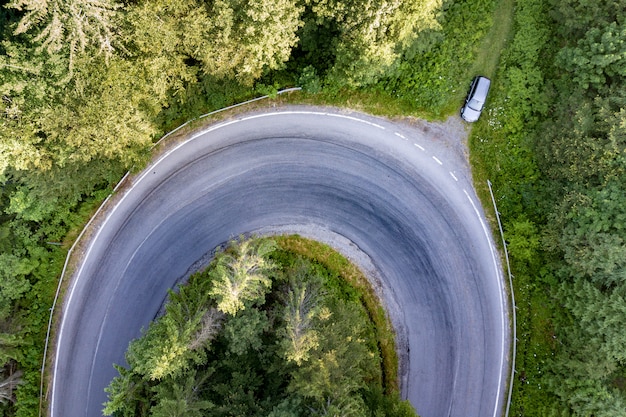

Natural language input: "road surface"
[52,107,510,417]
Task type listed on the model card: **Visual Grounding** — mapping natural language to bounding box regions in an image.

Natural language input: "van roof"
[474,77,491,99]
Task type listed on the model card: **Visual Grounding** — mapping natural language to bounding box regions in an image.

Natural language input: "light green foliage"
[103,366,146,417]
[127,0,302,86]
[0,254,32,318]
[122,0,200,101]
[105,238,412,417]
[0,219,50,326]
[288,298,376,415]
[279,263,324,365]
[0,41,66,173]
[126,313,199,381]
[7,0,120,69]
[498,0,550,125]
[1,54,158,176]
[506,217,540,266]
[126,283,212,380]
[0,334,21,367]
[203,0,303,82]
[39,55,160,167]
[309,0,441,87]
[209,238,276,315]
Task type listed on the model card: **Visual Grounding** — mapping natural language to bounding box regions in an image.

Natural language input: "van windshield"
[468,98,483,111]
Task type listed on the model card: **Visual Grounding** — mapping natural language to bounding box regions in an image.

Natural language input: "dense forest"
[104,237,416,417]
[0,0,625,415]
[471,0,626,415]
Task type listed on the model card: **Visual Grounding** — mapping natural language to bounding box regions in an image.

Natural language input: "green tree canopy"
[104,238,415,417]
[125,0,302,87]
[7,0,121,70]
[306,0,442,86]
[548,279,626,417]
[209,238,277,315]
[557,22,626,91]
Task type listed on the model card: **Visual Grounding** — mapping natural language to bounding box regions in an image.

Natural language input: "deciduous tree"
[307,0,442,86]
[126,0,302,86]
[557,22,626,91]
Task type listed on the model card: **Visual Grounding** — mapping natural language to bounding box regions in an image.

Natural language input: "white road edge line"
[242,111,387,130]
[463,189,507,417]
[53,110,502,417]
[52,110,389,416]
[84,214,173,412]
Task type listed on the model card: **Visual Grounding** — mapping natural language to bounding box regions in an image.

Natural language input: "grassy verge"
[468,0,565,413]
[289,89,433,120]
[471,117,561,416]
[469,0,516,79]
[275,235,399,394]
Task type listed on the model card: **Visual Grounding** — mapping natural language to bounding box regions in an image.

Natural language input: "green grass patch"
[375,0,498,117]
[510,278,560,415]
[469,0,516,79]
[286,89,432,120]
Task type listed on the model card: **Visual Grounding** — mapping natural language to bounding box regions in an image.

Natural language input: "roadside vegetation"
[0,0,624,415]
[470,0,626,415]
[103,236,415,417]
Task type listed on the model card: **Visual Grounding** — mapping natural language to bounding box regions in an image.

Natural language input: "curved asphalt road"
[51,108,509,417]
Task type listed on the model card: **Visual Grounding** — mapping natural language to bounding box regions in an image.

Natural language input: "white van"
[461,76,491,122]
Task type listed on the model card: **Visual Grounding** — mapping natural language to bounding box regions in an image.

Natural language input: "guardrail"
[487,180,517,417]
[38,87,301,417]
[154,87,302,148]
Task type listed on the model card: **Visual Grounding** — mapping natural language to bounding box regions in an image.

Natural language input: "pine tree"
[7,0,121,70]
[280,269,324,365]
[209,238,276,315]
[0,369,22,404]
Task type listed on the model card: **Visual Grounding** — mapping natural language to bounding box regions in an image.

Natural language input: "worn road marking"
[414,143,425,151]
[450,172,459,182]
